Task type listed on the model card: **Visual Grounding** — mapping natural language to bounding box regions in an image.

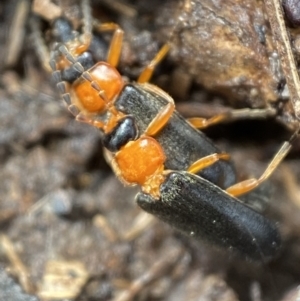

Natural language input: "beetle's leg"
[138,44,170,83]
[188,108,276,130]
[93,22,124,67]
[187,153,230,174]
[145,102,175,136]
[226,138,295,197]
[137,81,176,136]
[188,114,229,129]
[75,113,105,129]
[106,25,124,67]
[80,0,124,64]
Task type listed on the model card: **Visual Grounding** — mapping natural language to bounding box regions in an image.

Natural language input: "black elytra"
[137,171,281,261]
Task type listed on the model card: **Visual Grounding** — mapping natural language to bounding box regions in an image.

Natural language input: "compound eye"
[73,62,124,114]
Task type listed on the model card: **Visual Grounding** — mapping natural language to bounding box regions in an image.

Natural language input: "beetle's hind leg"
[226,129,299,197]
[188,107,276,130]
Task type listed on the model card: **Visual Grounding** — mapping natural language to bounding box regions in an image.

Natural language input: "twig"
[1,235,34,294]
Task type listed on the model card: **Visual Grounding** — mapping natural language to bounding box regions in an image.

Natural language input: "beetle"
[108,79,296,261]
[32,0,295,261]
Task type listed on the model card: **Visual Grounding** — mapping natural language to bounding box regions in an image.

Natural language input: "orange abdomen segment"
[73,62,124,113]
[115,137,166,185]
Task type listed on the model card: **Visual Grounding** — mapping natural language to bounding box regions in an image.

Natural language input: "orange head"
[72,62,124,114]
